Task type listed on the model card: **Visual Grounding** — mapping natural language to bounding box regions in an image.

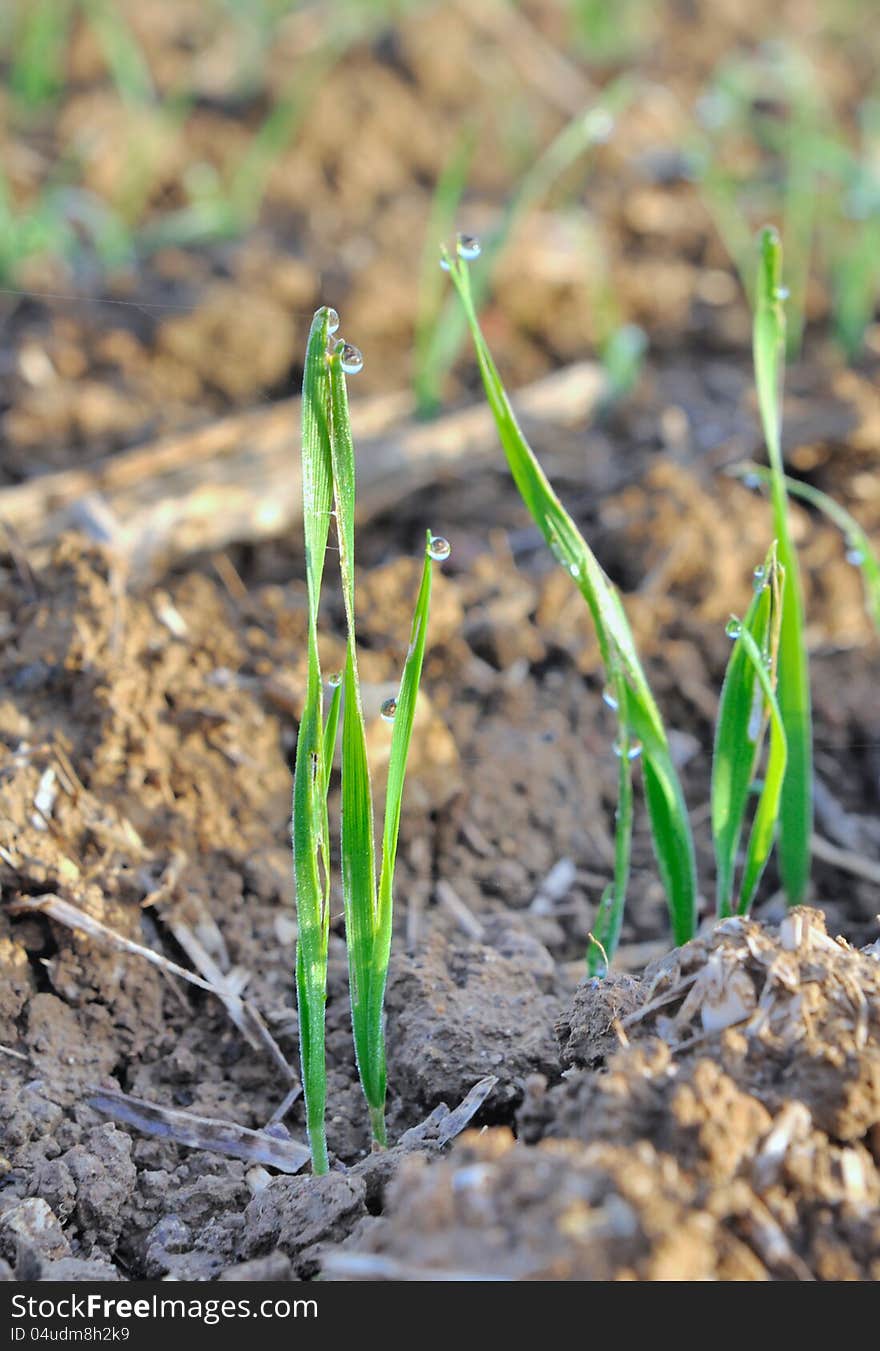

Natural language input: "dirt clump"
[337,910,880,1280]
[239,1172,367,1279]
[384,929,561,1115]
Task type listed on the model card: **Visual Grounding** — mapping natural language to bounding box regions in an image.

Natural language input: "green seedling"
[586,659,633,977]
[443,225,822,967]
[712,544,787,917]
[292,308,438,1171]
[691,47,880,360]
[752,226,813,905]
[568,0,653,63]
[327,341,436,1149]
[443,239,697,954]
[291,308,337,1175]
[6,0,73,110]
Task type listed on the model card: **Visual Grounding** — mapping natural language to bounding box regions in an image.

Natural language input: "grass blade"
[735,626,788,913]
[327,343,436,1145]
[445,251,697,948]
[712,544,783,916]
[326,343,380,1127]
[587,669,633,975]
[368,539,434,1138]
[753,226,813,904]
[291,306,335,1174]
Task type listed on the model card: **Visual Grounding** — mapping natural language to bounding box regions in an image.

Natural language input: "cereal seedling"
[752,226,813,904]
[292,309,437,1170]
[291,307,336,1174]
[443,240,698,955]
[712,544,788,916]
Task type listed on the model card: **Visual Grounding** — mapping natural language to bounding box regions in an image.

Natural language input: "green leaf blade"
[291,306,335,1174]
[327,349,381,1112]
[752,227,813,906]
[712,544,783,916]
[735,626,788,914]
[446,254,697,950]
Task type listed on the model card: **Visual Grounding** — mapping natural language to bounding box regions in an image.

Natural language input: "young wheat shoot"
[752,226,813,904]
[292,316,438,1170]
[292,306,336,1174]
[443,239,697,955]
[712,543,788,916]
[326,338,436,1148]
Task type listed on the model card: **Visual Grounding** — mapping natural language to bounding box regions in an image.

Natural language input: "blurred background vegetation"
[1,0,879,476]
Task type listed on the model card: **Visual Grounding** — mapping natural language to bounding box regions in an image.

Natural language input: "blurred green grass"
[2,0,880,373]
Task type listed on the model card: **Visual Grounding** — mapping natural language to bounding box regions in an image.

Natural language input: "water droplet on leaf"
[380,697,398,723]
[601,686,619,711]
[746,676,766,742]
[752,565,766,590]
[456,233,481,261]
[846,545,864,566]
[583,107,615,142]
[775,285,790,301]
[339,342,364,375]
[613,739,642,761]
[326,307,340,334]
[327,670,343,688]
[427,535,451,561]
[725,617,742,639]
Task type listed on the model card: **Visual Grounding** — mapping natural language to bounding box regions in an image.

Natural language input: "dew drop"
[583,107,615,142]
[339,342,364,375]
[439,251,451,272]
[846,545,864,566]
[327,670,343,689]
[743,472,761,491]
[380,697,398,723]
[601,686,619,711]
[747,684,764,743]
[752,564,766,590]
[326,307,340,334]
[614,740,642,761]
[775,285,790,301]
[456,233,482,261]
[427,534,451,562]
[725,617,742,639]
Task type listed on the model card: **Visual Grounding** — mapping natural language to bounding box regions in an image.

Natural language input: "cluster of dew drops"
[323,306,364,374]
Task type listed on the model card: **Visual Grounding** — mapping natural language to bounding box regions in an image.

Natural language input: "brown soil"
[1,0,879,1285]
[329,910,880,1281]
[0,482,878,1281]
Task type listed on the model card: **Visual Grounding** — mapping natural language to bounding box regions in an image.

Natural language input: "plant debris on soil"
[1,0,879,1285]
